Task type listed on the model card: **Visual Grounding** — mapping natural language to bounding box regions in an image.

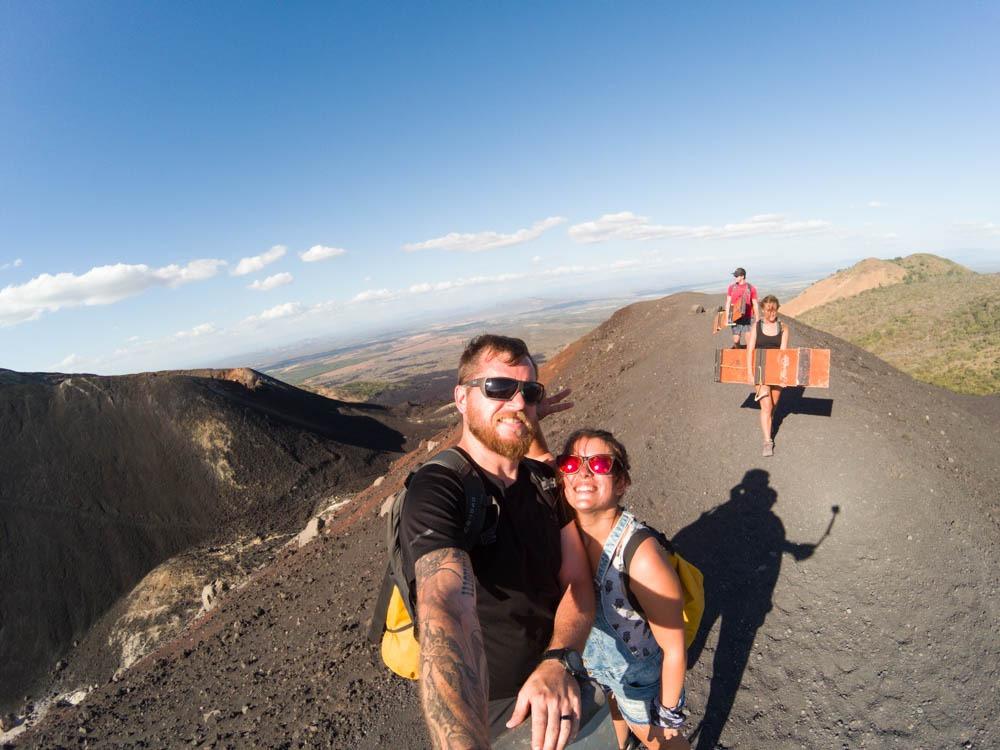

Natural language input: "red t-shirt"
[727,282,757,322]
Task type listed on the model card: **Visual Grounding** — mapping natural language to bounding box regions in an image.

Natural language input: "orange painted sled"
[714,348,831,388]
[711,308,739,334]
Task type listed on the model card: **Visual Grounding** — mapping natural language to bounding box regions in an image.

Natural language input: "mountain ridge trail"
[14,293,999,749]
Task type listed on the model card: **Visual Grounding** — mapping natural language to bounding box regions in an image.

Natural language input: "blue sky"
[1,1,998,374]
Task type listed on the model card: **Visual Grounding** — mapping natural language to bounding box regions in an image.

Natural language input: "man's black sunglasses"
[462,377,546,405]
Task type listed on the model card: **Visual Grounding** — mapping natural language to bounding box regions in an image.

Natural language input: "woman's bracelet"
[651,695,686,729]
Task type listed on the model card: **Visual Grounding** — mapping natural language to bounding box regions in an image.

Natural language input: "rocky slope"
[781,258,906,317]
[11,295,1000,749]
[0,368,428,715]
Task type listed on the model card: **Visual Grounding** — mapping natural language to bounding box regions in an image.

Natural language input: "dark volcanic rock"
[0,367,415,712]
[13,296,1000,749]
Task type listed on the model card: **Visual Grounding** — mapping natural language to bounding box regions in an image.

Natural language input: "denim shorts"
[730,322,751,334]
[587,653,663,725]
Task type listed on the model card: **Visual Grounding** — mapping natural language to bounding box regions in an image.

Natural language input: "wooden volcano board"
[715,348,831,387]
[712,310,728,334]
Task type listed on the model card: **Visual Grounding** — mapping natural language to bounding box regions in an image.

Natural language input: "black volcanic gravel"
[14,295,1000,749]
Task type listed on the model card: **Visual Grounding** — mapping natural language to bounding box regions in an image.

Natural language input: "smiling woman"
[560,428,691,750]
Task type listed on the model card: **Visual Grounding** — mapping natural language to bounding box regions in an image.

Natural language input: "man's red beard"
[467,409,536,460]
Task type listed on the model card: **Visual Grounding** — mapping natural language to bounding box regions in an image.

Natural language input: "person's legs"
[758,391,773,442]
[627,720,691,749]
[607,695,632,749]
[730,322,748,348]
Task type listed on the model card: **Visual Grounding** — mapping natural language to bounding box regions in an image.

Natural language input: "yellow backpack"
[622,524,705,650]
[367,448,558,680]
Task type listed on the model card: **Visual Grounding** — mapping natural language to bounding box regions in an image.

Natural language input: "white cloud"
[403,216,567,253]
[54,353,83,369]
[351,288,395,303]
[568,212,831,244]
[165,259,227,284]
[0,258,23,271]
[868,200,886,208]
[252,302,302,322]
[248,272,293,291]
[406,260,649,299]
[0,259,226,327]
[232,245,286,276]
[174,323,217,339]
[407,273,528,295]
[956,221,1000,236]
[611,259,641,269]
[300,245,347,263]
[531,256,543,264]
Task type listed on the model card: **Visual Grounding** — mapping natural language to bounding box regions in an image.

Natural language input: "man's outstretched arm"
[415,547,491,750]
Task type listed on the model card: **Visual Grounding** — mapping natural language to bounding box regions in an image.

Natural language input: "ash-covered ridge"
[0,367,417,713]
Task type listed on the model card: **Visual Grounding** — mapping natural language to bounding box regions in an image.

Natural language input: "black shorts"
[488,678,610,746]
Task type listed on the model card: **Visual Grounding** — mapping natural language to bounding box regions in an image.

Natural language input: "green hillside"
[799,255,1000,395]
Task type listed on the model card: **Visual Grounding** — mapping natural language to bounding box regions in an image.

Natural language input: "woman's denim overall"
[582,511,663,725]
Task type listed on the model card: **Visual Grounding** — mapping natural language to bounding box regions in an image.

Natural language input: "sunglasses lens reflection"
[482,377,545,405]
[557,454,614,475]
[483,378,519,400]
[521,382,545,404]
[588,455,614,475]
[557,455,581,474]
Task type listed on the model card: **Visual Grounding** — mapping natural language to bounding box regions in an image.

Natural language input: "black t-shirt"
[399,448,572,699]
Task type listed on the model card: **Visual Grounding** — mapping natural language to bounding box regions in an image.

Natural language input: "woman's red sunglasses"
[556,454,616,475]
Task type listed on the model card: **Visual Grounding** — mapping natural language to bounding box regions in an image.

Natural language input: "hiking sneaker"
[763,440,774,457]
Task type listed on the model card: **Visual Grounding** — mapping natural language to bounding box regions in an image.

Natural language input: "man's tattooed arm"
[414,547,490,750]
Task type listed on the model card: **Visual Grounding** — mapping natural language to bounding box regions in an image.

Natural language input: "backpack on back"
[730,282,753,321]
[368,447,558,680]
[622,525,705,650]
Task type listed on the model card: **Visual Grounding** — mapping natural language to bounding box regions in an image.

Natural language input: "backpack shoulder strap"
[621,525,673,616]
[521,457,560,510]
[623,527,673,570]
[372,448,491,641]
[422,448,491,548]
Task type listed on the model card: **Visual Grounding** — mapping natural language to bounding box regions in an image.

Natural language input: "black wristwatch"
[540,648,586,678]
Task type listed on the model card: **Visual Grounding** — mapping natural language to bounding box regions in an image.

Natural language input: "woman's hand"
[537,387,574,421]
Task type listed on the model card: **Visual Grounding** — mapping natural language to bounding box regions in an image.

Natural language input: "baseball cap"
[732,267,746,277]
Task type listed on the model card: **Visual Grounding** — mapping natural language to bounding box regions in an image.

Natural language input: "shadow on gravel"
[674,469,836,750]
[739,386,834,439]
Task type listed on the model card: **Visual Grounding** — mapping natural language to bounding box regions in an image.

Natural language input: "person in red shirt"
[723,267,759,348]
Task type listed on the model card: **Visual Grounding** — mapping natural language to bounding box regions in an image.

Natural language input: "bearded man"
[399,334,595,750]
